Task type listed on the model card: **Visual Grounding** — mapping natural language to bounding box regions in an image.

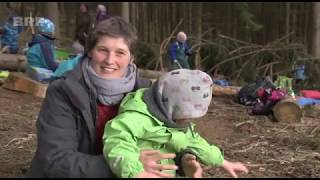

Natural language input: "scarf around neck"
[82,57,136,105]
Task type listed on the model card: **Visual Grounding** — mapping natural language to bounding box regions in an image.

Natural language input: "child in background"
[0,14,23,54]
[103,69,248,178]
[26,17,59,82]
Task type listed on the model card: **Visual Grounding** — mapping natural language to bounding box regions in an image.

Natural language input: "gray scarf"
[82,57,136,105]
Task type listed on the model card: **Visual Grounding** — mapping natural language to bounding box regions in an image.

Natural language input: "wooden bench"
[2,72,48,98]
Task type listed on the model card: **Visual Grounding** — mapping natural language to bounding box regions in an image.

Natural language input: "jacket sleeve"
[171,124,224,167]
[103,112,150,178]
[34,81,113,178]
[169,42,178,61]
[40,42,59,71]
[184,43,193,56]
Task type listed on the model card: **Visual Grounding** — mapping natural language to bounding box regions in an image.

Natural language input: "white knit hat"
[97,4,106,12]
[177,31,187,43]
[158,69,213,120]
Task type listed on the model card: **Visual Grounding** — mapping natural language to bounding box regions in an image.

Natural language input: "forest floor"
[0,87,319,178]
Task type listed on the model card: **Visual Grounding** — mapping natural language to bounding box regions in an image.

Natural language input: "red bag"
[300,90,320,99]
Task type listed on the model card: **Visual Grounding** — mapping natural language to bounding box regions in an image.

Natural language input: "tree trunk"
[286,2,291,43]
[121,2,130,23]
[194,2,202,69]
[154,2,159,43]
[130,2,136,27]
[304,3,309,45]
[312,2,320,58]
[46,2,60,46]
[143,2,148,42]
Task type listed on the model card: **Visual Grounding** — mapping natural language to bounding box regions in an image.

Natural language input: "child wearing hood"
[102,69,249,178]
[0,14,23,54]
[26,17,58,82]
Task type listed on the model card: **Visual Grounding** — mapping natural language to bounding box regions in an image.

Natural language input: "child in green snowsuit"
[103,69,248,178]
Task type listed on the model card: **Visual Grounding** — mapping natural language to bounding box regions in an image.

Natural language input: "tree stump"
[272,97,302,123]
[2,72,48,98]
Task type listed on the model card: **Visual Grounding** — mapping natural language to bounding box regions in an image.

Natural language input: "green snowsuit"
[103,88,224,178]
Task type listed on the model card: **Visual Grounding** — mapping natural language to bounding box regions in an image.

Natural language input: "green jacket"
[103,88,224,178]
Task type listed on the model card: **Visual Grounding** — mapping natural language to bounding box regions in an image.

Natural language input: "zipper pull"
[188,122,195,138]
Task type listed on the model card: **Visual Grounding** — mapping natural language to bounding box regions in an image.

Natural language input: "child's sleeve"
[102,112,148,178]
[39,42,59,71]
[184,43,193,56]
[183,126,224,167]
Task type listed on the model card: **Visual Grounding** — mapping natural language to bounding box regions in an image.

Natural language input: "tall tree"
[130,2,136,27]
[286,2,291,43]
[194,2,202,69]
[121,2,129,23]
[312,2,320,57]
[46,2,60,46]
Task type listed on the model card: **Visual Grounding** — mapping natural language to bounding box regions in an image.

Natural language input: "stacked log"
[0,54,27,71]
[138,69,165,79]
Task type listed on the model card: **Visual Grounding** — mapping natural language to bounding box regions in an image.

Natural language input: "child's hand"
[222,159,248,178]
[181,153,202,178]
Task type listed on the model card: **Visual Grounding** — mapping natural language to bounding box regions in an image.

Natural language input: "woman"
[73,3,92,55]
[26,17,201,178]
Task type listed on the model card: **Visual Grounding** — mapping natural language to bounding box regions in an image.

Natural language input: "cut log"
[0,78,5,86]
[2,72,48,98]
[0,54,27,71]
[138,69,165,79]
[212,84,241,96]
[272,97,302,123]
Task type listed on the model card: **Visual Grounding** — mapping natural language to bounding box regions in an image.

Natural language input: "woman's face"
[80,4,87,13]
[89,36,132,79]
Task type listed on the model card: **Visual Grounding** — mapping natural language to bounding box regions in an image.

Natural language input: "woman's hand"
[222,159,248,178]
[137,149,178,178]
[181,153,203,178]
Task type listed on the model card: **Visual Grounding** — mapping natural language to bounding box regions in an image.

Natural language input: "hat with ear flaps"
[158,69,213,121]
[143,69,213,129]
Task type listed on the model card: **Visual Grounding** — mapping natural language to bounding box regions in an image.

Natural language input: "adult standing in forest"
[26,16,202,178]
[95,4,111,27]
[168,31,194,70]
[72,3,92,55]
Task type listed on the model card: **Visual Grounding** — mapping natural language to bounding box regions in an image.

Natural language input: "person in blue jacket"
[168,31,193,70]
[0,14,23,54]
[26,17,59,82]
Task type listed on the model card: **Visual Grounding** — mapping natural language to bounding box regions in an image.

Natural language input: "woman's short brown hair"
[85,16,137,56]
